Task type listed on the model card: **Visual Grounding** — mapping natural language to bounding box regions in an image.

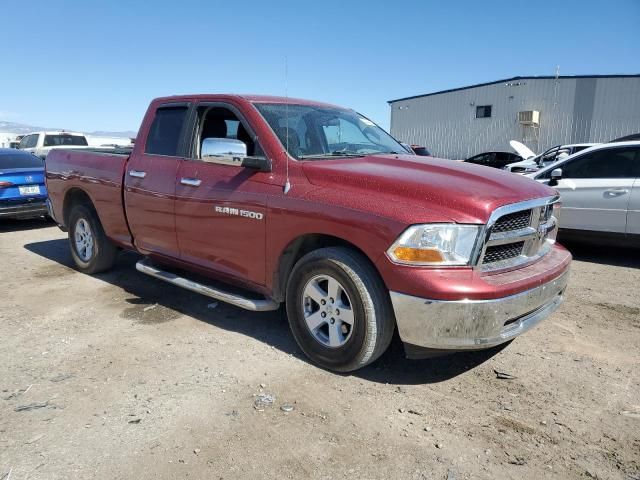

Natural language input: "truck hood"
[301,154,555,224]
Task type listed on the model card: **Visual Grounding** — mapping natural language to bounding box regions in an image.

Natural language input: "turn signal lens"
[392,247,444,263]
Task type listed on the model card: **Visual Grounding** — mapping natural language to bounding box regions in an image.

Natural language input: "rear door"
[124,104,189,258]
[548,146,637,233]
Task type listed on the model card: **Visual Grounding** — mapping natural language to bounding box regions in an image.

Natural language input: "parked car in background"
[0,148,48,219]
[46,93,570,372]
[18,131,89,159]
[465,151,522,169]
[506,143,598,173]
[410,145,431,156]
[529,141,640,245]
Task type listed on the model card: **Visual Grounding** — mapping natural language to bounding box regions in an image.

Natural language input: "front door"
[174,103,273,287]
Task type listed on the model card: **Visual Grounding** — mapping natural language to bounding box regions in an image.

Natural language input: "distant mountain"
[0,120,136,138]
[88,130,137,138]
[0,121,52,135]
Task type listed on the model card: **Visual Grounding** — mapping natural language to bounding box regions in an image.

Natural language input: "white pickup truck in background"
[17,131,133,159]
[17,131,90,159]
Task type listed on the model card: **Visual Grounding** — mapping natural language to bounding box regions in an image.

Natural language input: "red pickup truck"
[46,94,571,372]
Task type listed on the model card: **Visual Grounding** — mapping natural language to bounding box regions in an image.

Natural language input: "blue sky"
[0,0,638,133]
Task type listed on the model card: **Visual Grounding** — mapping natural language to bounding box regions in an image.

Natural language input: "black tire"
[285,247,395,372]
[68,204,117,274]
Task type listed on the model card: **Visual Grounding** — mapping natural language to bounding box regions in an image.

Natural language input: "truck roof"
[25,131,86,136]
[152,94,346,109]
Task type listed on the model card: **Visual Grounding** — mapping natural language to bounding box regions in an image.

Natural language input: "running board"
[135,258,279,312]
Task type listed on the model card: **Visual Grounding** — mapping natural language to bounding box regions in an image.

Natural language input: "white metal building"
[388,75,640,159]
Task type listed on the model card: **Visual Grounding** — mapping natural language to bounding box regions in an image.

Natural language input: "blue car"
[0,148,48,219]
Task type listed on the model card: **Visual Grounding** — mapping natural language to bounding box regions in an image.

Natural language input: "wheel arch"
[272,233,384,303]
[62,187,97,228]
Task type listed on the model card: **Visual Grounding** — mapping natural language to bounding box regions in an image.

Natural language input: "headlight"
[387,224,481,266]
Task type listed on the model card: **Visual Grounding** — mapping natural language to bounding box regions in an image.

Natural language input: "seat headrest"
[202,119,227,140]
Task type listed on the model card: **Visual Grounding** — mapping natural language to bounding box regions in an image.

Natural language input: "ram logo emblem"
[215,205,264,220]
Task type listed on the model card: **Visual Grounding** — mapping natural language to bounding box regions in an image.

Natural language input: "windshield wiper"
[299,151,365,160]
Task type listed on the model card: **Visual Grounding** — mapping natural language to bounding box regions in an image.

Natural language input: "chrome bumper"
[390,269,570,350]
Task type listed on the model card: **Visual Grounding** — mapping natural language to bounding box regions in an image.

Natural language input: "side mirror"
[201,137,271,172]
[549,168,563,186]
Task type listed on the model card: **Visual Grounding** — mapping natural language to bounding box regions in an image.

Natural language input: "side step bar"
[135,258,279,312]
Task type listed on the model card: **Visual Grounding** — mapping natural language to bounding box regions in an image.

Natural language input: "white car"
[17,131,89,160]
[506,142,598,174]
[528,141,640,244]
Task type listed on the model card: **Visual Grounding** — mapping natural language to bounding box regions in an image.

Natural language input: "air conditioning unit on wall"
[518,110,540,125]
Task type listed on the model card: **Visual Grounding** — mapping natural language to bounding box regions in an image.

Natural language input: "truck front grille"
[478,197,558,272]
[483,242,525,264]
[492,210,532,233]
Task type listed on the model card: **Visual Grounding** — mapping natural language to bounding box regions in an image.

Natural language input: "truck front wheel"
[286,247,395,372]
[68,204,117,274]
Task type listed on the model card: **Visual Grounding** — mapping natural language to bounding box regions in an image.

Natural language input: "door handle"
[604,188,629,197]
[180,178,201,187]
[129,170,147,179]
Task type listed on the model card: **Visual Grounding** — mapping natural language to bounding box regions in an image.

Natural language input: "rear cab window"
[43,134,88,147]
[145,106,189,156]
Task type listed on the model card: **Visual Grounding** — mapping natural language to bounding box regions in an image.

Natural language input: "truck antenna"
[283,56,291,194]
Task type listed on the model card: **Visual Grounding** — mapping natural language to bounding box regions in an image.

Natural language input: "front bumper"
[390,269,569,350]
[0,200,48,219]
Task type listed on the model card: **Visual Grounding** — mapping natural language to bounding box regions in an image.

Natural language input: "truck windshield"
[43,135,88,147]
[254,103,405,159]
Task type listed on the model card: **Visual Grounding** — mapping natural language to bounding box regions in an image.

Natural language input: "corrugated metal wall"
[389,77,640,159]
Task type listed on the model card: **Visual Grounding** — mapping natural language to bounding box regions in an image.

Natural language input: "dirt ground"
[0,220,639,480]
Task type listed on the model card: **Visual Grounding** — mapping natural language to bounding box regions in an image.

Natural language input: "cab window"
[192,105,262,160]
[145,106,188,156]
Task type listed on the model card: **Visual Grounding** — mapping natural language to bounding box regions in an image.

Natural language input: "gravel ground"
[1,220,639,480]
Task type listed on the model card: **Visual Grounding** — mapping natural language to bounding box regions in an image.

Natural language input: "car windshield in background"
[0,152,44,169]
[253,103,405,159]
[43,135,88,147]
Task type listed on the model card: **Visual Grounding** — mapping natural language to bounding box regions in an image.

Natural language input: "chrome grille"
[478,196,559,272]
[483,242,525,264]
[492,210,532,233]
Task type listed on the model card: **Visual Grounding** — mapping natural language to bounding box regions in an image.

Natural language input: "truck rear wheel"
[285,247,395,372]
[68,204,117,274]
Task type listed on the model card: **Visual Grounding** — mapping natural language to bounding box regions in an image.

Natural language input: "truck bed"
[46,148,133,248]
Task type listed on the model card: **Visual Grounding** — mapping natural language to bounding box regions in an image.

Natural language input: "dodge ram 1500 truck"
[46,94,571,372]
